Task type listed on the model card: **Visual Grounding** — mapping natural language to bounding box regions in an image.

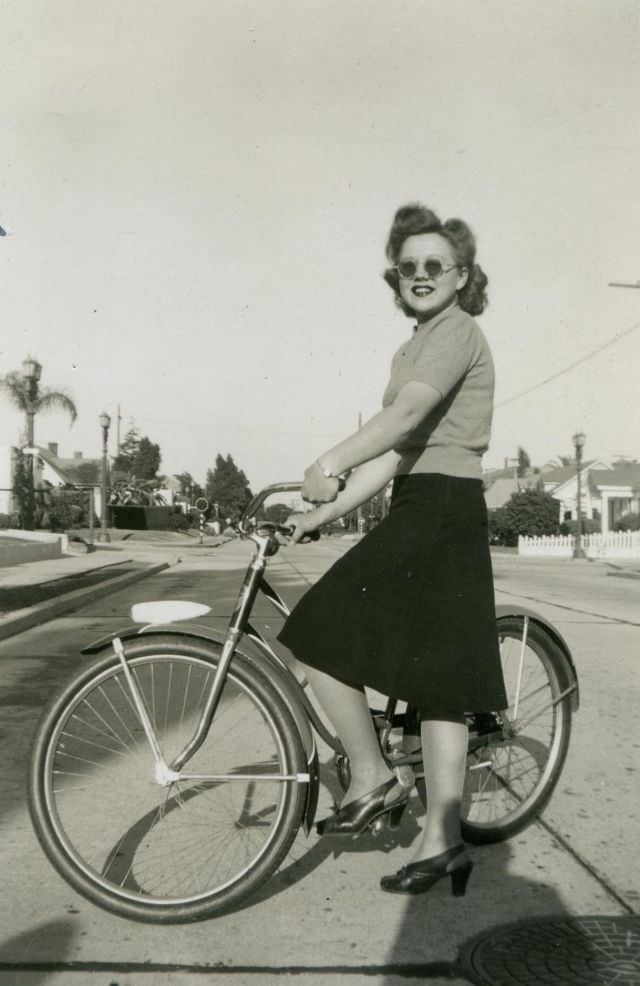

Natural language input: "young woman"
[278,203,507,897]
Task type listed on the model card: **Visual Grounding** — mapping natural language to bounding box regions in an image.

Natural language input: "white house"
[0,442,104,520]
[543,460,640,536]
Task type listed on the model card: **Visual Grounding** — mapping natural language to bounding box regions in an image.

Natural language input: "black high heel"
[316,778,408,837]
[380,844,473,896]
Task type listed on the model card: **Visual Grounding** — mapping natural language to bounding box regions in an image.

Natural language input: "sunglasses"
[393,256,459,280]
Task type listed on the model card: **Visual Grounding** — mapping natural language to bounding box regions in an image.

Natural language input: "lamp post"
[97,412,111,542]
[572,431,586,560]
[21,358,42,529]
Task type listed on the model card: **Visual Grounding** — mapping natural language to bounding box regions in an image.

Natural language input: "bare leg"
[301,663,394,803]
[411,717,468,862]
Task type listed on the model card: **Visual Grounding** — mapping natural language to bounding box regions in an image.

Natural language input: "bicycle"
[29,482,580,923]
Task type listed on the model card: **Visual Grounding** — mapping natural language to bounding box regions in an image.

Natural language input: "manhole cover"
[462,915,640,986]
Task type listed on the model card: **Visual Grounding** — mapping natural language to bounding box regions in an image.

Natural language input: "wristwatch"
[316,461,346,492]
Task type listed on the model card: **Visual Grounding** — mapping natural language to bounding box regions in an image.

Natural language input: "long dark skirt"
[278,473,508,716]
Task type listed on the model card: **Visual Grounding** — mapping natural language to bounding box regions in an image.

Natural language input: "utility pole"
[116,404,122,456]
[356,412,364,534]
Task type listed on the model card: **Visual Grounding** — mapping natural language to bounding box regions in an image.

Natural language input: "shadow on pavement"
[381,840,570,984]
[0,920,76,985]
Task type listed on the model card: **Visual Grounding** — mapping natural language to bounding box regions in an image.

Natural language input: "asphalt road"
[0,542,638,985]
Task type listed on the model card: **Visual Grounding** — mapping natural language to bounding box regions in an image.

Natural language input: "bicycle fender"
[81,622,318,756]
[302,743,320,835]
[495,604,580,710]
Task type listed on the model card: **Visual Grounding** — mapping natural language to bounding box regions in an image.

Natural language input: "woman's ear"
[456,267,469,291]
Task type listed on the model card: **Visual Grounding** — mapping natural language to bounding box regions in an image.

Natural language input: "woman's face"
[397,233,468,323]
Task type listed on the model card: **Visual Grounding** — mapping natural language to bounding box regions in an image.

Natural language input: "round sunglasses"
[393,256,459,280]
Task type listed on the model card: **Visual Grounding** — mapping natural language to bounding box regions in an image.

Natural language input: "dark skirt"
[278,473,508,716]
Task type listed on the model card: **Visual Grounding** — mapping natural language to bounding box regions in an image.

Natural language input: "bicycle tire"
[461,616,573,844]
[29,634,307,923]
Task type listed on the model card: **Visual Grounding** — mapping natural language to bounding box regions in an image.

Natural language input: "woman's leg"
[301,663,394,803]
[411,716,468,862]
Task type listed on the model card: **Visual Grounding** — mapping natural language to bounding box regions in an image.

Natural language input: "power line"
[495,319,640,411]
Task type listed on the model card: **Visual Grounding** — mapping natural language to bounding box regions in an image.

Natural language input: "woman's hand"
[285,511,322,545]
[301,461,341,504]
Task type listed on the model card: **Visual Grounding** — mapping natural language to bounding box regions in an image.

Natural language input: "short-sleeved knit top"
[382,303,494,480]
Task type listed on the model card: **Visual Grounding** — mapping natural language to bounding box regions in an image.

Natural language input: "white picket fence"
[518,532,640,558]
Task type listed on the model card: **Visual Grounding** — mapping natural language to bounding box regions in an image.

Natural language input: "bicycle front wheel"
[461,616,574,844]
[29,635,307,923]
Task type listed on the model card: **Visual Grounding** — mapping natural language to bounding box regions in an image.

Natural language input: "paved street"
[0,540,638,985]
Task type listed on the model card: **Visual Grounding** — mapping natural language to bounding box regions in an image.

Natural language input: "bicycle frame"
[81,482,580,830]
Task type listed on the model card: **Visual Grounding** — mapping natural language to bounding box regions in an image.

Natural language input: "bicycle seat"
[130,601,212,625]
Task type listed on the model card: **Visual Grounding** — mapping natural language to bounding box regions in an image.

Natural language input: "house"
[484,476,520,510]
[483,462,539,510]
[37,443,101,488]
[542,459,640,535]
[0,442,104,519]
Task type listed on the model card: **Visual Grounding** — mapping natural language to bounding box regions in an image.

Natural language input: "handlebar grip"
[279,525,321,542]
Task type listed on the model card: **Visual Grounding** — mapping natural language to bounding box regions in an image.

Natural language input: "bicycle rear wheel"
[29,634,307,923]
[461,616,574,844]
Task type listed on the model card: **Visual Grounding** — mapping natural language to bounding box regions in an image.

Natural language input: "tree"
[0,359,77,528]
[205,454,253,522]
[174,472,203,497]
[490,488,559,546]
[517,446,531,478]
[113,424,161,481]
[0,361,77,444]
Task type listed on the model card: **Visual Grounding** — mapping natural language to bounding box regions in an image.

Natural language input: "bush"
[488,506,514,546]
[559,518,601,535]
[167,508,190,532]
[614,514,640,532]
[0,513,11,530]
[489,488,559,546]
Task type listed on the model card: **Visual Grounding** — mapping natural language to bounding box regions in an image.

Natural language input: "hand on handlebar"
[284,512,322,545]
[301,462,342,504]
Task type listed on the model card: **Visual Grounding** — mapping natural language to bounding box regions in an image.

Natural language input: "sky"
[2,0,639,493]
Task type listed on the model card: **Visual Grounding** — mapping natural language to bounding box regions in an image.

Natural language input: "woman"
[278,203,507,897]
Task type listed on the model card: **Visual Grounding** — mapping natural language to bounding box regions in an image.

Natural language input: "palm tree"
[0,357,77,446]
[0,358,77,528]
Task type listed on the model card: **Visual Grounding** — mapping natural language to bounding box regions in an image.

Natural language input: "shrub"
[0,513,11,529]
[559,518,601,535]
[614,514,640,532]
[489,488,559,546]
[167,508,190,532]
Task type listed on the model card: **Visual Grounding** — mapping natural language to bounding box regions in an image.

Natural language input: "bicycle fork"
[109,530,312,789]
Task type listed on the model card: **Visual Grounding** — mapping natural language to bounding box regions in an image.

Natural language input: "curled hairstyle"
[383,203,488,317]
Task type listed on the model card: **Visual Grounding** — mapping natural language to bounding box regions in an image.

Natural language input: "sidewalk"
[0,529,210,642]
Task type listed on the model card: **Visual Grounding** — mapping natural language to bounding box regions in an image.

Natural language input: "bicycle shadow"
[0,920,75,986]
[236,760,425,912]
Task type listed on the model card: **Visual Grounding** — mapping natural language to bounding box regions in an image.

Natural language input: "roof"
[590,465,640,488]
[37,447,101,485]
[542,459,611,490]
[484,477,519,509]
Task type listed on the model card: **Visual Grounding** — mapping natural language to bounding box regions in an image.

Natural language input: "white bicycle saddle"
[130,601,212,625]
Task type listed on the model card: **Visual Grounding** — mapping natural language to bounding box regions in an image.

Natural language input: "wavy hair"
[382,203,488,317]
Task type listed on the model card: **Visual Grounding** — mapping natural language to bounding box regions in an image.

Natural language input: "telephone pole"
[356,412,364,534]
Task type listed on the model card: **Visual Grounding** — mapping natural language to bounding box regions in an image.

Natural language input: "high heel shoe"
[380,844,473,896]
[316,778,408,837]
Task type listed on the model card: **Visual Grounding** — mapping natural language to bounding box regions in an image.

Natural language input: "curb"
[0,560,174,643]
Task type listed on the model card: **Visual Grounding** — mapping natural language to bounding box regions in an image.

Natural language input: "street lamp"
[572,431,586,560]
[97,412,111,543]
[21,358,42,529]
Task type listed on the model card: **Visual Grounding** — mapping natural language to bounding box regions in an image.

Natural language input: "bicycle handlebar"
[239,483,322,542]
[240,482,303,526]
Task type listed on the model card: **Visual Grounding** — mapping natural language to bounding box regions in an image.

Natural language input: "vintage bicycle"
[29,483,579,923]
